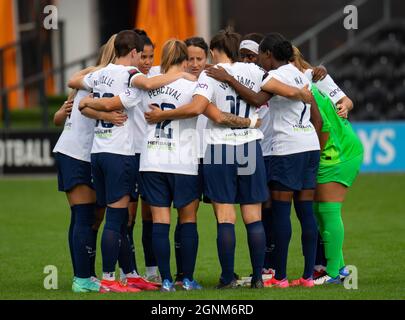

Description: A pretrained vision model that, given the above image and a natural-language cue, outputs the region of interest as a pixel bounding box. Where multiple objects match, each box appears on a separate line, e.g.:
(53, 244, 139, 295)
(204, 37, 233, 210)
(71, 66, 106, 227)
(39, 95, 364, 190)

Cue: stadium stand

(331, 21, 405, 121)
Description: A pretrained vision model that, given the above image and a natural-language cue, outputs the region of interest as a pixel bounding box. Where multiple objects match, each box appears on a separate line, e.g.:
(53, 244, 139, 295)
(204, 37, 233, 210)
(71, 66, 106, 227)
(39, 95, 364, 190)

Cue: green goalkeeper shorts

(317, 153, 363, 187)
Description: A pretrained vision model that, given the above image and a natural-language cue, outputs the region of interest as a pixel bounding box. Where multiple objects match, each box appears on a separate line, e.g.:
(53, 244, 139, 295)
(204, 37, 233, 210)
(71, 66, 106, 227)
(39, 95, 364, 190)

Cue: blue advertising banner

(352, 121, 405, 172)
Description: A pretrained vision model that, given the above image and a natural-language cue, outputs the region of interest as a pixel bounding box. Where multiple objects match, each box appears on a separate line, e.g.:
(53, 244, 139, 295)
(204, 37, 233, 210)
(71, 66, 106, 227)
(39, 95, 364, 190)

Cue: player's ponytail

(133, 29, 154, 49)
(259, 33, 294, 62)
(210, 27, 241, 62)
(160, 39, 188, 74)
(97, 34, 117, 67)
(290, 46, 313, 72)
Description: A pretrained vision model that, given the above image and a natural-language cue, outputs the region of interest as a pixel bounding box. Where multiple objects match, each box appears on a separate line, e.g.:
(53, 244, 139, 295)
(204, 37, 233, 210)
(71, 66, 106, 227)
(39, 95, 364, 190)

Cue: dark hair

(242, 33, 264, 44)
(184, 36, 209, 56)
(259, 33, 293, 61)
(210, 27, 241, 62)
(114, 30, 144, 57)
(133, 28, 154, 48)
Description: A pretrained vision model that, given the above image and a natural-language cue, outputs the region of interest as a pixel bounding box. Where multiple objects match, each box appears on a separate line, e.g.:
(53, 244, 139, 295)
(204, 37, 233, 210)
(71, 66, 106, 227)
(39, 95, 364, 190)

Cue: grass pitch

(0, 174, 404, 300)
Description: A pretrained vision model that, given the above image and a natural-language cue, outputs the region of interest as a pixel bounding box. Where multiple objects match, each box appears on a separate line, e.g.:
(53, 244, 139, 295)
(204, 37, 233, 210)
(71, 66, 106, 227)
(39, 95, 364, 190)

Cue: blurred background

(0, 0, 404, 175)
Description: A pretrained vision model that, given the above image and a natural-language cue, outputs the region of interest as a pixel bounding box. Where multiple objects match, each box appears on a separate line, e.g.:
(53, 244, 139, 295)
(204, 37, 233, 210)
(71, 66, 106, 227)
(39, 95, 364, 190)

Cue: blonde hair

(97, 34, 117, 67)
(160, 39, 188, 74)
(69, 34, 117, 100)
(291, 46, 313, 72)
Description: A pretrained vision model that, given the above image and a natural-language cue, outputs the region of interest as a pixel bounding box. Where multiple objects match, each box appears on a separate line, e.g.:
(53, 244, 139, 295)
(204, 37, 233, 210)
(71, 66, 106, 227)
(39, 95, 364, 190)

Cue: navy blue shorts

(91, 153, 138, 207)
(129, 153, 141, 203)
(263, 155, 272, 184)
(56, 153, 93, 192)
(269, 150, 320, 191)
(198, 159, 211, 203)
(140, 171, 201, 209)
(203, 140, 268, 204)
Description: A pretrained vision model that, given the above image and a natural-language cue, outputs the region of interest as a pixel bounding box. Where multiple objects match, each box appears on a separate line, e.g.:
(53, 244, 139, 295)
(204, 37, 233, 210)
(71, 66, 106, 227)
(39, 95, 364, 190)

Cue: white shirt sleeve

(119, 87, 142, 109)
(128, 68, 146, 88)
(304, 69, 314, 82)
(315, 75, 346, 104)
(193, 71, 215, 102)
(83, 71, 97, 91)
(261, 70, 282, 88)
(304, 68, 346, 104)
(148, 66, 161, 77)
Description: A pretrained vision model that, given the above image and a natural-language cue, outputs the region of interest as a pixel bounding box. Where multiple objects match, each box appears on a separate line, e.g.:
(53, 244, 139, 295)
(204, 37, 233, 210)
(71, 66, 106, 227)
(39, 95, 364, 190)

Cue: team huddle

(53, 27, 364, 293)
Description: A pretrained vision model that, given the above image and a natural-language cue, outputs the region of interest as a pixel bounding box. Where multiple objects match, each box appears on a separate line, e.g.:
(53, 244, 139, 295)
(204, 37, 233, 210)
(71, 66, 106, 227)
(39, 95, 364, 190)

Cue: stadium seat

(362, 81, 389, 105)
(353, 103, 384, 121)
(387, 103, 405, 120)
(392, 84, 405, 104)
(372, 38, 404, 64)
(378, 22, 405, 44)
(334, 63, 364, 84)
(393, 63, 405, 82)
(342, 42, 372, 64)
(365, 57, 395, 82)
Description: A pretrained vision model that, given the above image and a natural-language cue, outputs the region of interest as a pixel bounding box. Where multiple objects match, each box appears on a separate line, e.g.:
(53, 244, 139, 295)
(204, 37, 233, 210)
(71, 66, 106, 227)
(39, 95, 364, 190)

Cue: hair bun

(273, 40, 293, 61)
(134, 29, 147, 37)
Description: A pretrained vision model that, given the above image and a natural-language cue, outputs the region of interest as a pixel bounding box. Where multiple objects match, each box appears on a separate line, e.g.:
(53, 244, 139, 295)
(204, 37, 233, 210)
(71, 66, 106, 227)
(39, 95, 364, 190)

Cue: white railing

(293, 0, 393, 65)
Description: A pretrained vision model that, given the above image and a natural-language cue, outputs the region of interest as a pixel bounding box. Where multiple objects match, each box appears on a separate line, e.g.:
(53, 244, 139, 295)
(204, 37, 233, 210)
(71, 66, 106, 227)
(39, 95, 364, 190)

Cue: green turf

(0, 174, 404, 300)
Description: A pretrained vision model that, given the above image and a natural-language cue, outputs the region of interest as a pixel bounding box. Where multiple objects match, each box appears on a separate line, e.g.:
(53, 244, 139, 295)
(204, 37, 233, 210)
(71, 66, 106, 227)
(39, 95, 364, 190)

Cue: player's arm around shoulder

(261, 74, 312, 103)
(203, 103, 260, 128)
(131, 70, 196, 91)
(80, 107, 127, 126)
(144, 94, 209, 124)
(206, 65, 270, 107)
(79, 95, 123, 112)
(53, 99, 73, 126)
(67, 66, 97, 90)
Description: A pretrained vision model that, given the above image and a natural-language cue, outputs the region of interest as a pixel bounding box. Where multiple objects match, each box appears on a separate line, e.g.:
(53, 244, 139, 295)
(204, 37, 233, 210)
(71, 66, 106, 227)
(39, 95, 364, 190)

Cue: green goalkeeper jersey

(311, 86, 364, 166)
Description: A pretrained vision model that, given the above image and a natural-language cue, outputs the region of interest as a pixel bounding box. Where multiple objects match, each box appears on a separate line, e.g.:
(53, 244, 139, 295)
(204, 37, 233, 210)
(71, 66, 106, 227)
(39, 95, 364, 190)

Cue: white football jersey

(304, 69, 346, 104)
(148, 66, 161, 77)
(132, 66, 162, 154)
(194, 62, 264, 146)
(196, 115, 208, 159)
(257, 103, 272, 157)
(53, 90, 96, 162)
(140, 78, 198, 175)
(263, 63, 320, 156)
(83, 63, 144, 156)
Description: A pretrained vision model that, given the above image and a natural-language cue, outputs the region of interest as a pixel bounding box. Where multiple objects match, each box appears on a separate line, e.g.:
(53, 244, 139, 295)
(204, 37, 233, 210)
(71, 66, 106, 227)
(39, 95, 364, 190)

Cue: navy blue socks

(262, 207, 275, 270)
(217, 223, 236, 284)
(174, 220, 183, 279)
(90, 229, 98, 277)
(152, 223, 172, 282)
(315, 232, 327, 267)
(142, 220, 156, 267)
(118, 212, 136, 275)
(246, 221, 266, 281)
(69, 207, 77, 277)
(72, 203, 96, 279)
(101, 207, 127, 274)
(180, 223, 198, 281)
(118, 220, 138, 275)
(294, 201, 318, 279)
(271, 200, 292, 280)
(127, 222, 138, 273)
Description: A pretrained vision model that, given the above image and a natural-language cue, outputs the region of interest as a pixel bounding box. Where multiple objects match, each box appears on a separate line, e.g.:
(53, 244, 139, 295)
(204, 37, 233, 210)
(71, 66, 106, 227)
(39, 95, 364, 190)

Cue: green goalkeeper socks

(314, 202, 344, 278)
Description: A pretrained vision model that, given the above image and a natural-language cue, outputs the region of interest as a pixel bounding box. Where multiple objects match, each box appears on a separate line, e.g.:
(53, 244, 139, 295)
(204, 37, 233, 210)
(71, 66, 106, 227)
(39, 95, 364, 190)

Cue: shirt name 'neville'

(148, 86, 182, 101)
(93, 75, 115, 87)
